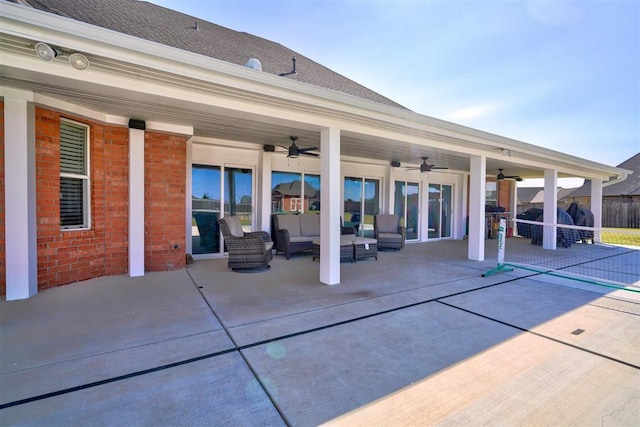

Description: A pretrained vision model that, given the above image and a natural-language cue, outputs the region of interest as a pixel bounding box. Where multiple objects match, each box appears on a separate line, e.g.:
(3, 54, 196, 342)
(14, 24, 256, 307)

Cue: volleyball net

(483, 218, 640, 292)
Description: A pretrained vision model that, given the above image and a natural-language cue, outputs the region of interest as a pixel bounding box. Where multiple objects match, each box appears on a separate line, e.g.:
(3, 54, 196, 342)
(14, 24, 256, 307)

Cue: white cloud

(449, 104, 499, 120)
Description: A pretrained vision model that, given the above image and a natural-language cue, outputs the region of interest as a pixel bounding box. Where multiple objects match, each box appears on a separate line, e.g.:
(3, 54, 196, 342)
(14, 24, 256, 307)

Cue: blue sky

(151, 0, 638, 168)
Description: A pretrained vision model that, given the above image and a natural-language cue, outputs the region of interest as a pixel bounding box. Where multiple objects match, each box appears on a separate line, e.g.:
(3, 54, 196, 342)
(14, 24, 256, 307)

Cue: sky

(150, 0, 639, 173)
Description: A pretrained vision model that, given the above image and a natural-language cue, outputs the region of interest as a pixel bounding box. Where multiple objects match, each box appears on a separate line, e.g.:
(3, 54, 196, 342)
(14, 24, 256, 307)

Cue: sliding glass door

(428, 183, 452, 239)
(394, 181, 420, 241)
(224, 167, 253, 233)
(344, 177, 380, 237)
(191, 164, 253, 255)
(192, 165, 222, 255)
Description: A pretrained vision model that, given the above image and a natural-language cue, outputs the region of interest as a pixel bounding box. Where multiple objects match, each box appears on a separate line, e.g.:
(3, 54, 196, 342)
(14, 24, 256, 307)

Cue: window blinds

(60, 121, 87, 227)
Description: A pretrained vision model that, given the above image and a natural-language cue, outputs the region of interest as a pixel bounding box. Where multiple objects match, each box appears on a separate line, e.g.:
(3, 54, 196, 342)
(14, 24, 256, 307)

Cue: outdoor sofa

(272, 213, 321, 259)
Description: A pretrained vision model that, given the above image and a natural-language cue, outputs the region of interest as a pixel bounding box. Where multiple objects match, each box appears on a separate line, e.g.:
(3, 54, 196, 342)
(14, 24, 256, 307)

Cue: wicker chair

(374, 214, 405, 250)
(218, 216, 273, 271)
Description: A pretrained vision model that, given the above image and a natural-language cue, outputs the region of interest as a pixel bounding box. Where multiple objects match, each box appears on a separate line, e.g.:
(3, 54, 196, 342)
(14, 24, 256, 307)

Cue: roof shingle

(14, 0, 407, 109)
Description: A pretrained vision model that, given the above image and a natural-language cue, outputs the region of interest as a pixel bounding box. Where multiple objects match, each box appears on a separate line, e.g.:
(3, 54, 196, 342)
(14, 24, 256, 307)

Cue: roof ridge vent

(245, 58, 262, 71)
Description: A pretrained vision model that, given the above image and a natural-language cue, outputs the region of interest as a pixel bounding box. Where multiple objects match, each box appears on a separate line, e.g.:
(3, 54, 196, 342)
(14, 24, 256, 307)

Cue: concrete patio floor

(1, 239, 639, 426)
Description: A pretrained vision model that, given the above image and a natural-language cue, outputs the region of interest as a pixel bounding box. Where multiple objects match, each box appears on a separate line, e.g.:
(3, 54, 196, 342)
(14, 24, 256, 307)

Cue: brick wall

(0, 107, 189, 297)
(0, 102, 5, 295)
(497, 180, 512, 212)
(144, 132, 187, 271)
(35, 108, 130, 290)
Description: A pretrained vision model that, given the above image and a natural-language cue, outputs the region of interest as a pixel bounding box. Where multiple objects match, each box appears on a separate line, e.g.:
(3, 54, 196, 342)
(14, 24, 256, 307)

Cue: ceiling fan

(497, 168, 523, 182)
(277, 136, 319, 158)
(406, 157, 448, 173)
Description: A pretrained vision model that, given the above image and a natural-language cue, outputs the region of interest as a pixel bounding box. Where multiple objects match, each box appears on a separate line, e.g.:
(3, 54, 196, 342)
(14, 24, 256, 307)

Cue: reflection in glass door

(192, 165, 221, 254)
(344, 177, 380, 237)
(224, 167, 253, 234)
(191, 165, 253, 255)
(394, 181, 420, 240)
(428, 184, 452, 239)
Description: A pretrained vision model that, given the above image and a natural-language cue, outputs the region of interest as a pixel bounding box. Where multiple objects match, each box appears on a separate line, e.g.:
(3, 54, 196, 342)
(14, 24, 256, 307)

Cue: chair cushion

(299, 214, 320, 236)
(264, 241, 274, 251)
(350, 237, 377, 245)
(378, 232, 401, 239)
(225, 216, 244, 237)
(277, 215, 301, 237)
(376, 215, 398, 233)
(289, 236, 315, 243)
(313, 239, 353, 247)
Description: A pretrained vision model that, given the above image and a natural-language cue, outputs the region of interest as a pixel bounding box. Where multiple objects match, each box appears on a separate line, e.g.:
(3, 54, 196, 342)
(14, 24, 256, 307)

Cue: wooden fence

(517, 201, 639, 229)
(602, 202, 640, 228)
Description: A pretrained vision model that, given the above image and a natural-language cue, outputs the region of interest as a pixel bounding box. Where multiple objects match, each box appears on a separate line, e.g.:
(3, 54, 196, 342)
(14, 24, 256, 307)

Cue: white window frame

(60, 118, 91, 230)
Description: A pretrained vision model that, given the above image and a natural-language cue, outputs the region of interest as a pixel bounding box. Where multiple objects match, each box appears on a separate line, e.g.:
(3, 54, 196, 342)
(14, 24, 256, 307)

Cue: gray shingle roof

(566, 153, 640, 198)
(517, 187, 542, 204)
(14, 0, 406, 109)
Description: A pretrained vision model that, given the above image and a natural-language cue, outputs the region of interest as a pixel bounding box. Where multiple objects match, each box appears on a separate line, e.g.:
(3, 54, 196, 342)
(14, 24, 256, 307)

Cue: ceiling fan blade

(299, 146, 318, 152)
(301, 152, 319, 157)
(430, 166, 449, 170)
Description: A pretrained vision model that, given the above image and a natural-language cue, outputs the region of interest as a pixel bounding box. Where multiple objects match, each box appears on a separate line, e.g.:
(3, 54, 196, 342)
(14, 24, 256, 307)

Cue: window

(60, 120, 90, 229)
(486, 182, 498, 207)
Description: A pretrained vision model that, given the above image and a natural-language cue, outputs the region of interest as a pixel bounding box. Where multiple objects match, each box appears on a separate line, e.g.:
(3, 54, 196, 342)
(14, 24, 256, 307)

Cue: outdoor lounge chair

(218, 216, 273, 271)
(374, 214, 405, 250)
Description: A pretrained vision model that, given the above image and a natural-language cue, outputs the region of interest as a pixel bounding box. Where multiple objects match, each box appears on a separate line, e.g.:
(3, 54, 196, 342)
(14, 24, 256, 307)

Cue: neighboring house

(564, 153, 640, 227)
(272, 180, 320, 213)
(0, 0, 629, 299)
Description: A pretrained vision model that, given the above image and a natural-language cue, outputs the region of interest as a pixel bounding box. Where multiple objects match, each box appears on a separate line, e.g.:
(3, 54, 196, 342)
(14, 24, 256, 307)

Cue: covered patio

(2, 240, 638, 425)
(2, 1, 630, 301)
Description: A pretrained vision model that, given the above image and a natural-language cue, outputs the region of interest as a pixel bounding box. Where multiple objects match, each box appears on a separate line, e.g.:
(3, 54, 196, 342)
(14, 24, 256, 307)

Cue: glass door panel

(305, 174, 321, 213)
(428, 184, 441, 239)
(395, 181, 419, 241)
(429, 183, 452, 239)
(406, 182, 419, 240)
(344, 177, 363, 234)
(441, 184, 452, 238)
(394, 181, 406, 227)
(224, 167, 253, 234)
(362, 179, 380, 238)
(192, 165, 221, 254)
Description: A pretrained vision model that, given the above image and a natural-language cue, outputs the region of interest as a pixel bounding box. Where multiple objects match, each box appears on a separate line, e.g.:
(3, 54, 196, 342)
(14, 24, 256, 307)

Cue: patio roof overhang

(0, 2, 630, 183)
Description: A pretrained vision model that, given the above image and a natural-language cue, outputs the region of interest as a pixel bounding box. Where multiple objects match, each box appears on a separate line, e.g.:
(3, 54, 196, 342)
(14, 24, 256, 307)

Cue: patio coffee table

(342, 235, 378, 262)
(312, 239, 355, 263)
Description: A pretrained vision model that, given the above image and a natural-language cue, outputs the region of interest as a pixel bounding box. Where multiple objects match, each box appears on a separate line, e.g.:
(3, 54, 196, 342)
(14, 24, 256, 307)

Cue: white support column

(386, 164, 394, 215)
(129, 127, 145, 276)
(319, 127, 340, 285)
(543, 169, 558, 250)
(591, 179, 603, 243)
(511, 182, 518, 237)
(5, 96, 38, 300)
(468, 155, 486, 261)
(260, 151, 273, 233)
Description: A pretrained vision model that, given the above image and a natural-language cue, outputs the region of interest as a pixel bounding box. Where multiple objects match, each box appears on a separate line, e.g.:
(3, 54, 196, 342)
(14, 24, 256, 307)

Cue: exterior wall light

(34, 42, 59, 61)
(69, 53, 90, 70)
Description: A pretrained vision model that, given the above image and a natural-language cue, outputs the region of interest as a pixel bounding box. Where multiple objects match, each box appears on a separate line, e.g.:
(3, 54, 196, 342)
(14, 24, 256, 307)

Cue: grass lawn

(602, 228, 640, 246)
